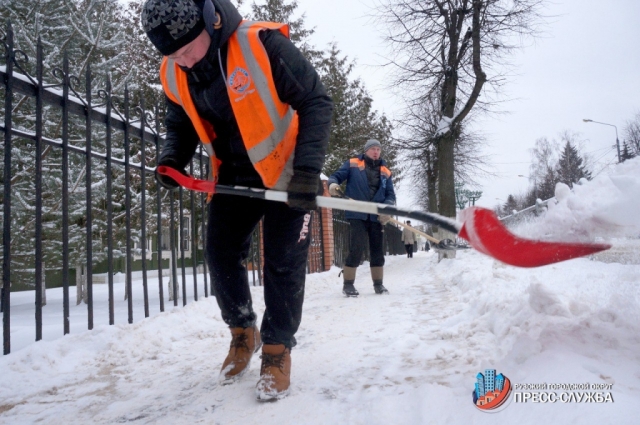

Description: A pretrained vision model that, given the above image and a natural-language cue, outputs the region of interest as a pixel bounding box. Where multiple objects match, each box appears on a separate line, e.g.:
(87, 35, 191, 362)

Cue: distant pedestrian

(402, 220, 416, 258)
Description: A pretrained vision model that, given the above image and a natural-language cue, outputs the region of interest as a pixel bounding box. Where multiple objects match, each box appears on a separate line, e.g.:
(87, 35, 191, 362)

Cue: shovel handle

(388, 217, 441, 244)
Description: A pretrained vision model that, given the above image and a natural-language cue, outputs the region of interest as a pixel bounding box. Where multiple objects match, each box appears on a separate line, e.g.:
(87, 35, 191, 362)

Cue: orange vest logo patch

(229, 67, 251, 94)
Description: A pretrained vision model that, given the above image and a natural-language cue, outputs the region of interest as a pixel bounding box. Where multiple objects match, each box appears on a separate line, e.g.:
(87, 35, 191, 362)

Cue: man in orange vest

(142, 0, 332, 401)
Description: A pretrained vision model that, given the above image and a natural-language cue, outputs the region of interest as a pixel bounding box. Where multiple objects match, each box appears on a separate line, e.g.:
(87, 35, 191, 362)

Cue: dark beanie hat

(364, 139, 382, 152)
(142, 0, 206, 56)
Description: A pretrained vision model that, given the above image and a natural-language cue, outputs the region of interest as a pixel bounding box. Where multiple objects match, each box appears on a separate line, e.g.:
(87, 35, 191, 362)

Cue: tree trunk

(437, 132, 456, 219)
(436, 133, 457, 260)
(427, 163, 438, 234)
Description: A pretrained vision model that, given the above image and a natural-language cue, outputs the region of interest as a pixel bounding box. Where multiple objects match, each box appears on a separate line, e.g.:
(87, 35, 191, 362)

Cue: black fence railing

(331, 210, 406, 268)
(0, 22, 236, 355)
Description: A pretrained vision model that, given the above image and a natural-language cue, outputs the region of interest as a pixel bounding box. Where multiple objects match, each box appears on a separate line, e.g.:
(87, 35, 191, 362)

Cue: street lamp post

(583, 119, 621, 163)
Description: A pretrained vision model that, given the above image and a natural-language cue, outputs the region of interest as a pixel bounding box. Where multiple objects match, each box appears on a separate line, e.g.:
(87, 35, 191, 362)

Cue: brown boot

(219, 325, 261, 385)
(255, 344, 291, 401)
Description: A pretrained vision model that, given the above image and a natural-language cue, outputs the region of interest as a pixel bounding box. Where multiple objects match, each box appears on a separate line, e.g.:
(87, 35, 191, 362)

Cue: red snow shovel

(157, 166, 611, 268)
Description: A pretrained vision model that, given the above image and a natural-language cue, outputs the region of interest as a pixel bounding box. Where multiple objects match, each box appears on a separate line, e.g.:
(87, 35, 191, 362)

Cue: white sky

(283, 0, 640, 211)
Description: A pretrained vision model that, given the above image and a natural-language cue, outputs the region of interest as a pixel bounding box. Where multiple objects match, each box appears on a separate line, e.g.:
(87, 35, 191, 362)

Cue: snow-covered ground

(2, 158, 640, 424)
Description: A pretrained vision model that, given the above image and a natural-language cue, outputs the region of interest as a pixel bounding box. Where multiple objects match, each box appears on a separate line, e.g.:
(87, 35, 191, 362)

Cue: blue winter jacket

(327, 154, 396, 221)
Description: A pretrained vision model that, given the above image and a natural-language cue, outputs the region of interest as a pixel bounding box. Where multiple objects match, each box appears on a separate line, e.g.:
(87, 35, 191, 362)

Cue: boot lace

(230, 332, 250, 351)
(260, 351, 286, 373)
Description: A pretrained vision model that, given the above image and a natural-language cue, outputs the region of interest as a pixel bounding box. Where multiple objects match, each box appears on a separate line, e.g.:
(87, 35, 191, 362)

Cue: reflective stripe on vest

(160, 57, 219, 189)
(349, 158, 365, 170)
(160, 20, 299, 191)
(350, 158, 392, 177)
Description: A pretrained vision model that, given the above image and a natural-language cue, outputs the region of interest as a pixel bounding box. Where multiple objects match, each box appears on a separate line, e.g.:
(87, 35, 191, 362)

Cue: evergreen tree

(502, 195, 519, 217)
(620, 142, 636, 162)
(249, 0, 322, 64)
(319, 44, 396, 179)
(0, 0, 152, 286)
(537, 165, 558, 201)
(117, 0, 165, 105)
(555, 141, 592, 188)
(249, 0, 396, 180)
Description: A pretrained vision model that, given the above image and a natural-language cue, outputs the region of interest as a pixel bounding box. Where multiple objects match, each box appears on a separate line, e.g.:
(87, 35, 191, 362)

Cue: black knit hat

(142, 0, 206, 56)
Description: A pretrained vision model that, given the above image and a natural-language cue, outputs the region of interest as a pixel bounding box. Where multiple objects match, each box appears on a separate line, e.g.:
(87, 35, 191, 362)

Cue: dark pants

(404, 244, 414, 258)
(345, 219, 385, 268)
(206, 194, 311, 349)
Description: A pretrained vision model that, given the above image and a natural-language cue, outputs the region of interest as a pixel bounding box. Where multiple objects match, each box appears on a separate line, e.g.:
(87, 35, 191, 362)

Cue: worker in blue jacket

(327, 139, 396, 296)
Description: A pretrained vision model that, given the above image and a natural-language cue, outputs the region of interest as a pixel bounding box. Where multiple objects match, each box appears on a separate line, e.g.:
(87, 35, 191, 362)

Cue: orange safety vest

(349, 158, 392, 178)
(160, 21, 299, 192)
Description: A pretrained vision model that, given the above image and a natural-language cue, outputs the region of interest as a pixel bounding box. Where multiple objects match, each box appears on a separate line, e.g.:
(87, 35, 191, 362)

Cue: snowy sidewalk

(2, 249, 640, 424)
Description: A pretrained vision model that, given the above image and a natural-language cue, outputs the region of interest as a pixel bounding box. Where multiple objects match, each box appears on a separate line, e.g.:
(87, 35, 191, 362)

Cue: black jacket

(159, 0, 333, 188)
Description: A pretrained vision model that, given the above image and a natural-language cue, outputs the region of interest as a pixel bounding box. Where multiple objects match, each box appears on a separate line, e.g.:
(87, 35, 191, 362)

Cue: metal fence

(331, 209, 406, 268)
(0, 23, 237, 355)
(499, 197, 555, 225)
(1, 21, 394, 356)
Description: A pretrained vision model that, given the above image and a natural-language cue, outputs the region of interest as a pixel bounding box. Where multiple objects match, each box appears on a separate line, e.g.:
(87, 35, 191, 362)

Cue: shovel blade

(458, 207, 611, 267)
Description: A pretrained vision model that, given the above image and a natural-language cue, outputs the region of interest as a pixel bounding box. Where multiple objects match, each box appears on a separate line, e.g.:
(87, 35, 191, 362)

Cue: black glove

(155, 158, 187, 191)
(286, 171, 322, 211)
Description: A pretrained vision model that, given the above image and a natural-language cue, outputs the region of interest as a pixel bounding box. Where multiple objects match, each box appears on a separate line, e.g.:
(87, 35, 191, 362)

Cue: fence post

(3, 20, 15, 355)
(75, 262, 87, 305)
(320, 182, 334, 271)
(41, 262, 46, 307)
(436, 229, 457, 261)
(76, 262, 83, 305)
(123, 254, 128, 301)
(35, 37, 44, 340)
(168, 247, 179, 302)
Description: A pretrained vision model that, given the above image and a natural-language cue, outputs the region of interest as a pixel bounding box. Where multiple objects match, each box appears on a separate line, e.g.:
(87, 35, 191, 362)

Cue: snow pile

(516, 157, 640, 242)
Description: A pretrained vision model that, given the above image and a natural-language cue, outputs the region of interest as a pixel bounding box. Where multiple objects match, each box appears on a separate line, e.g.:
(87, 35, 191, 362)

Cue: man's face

(365, 146, 381, 160)
(167, 29, 211, 69)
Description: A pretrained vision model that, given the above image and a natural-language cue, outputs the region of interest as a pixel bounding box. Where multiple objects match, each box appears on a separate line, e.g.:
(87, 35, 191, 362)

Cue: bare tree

(623, 111, 640, 156)
(398, 93, 490, 215)
(528, 136, 559, 186)
(378, 0, 545, 219)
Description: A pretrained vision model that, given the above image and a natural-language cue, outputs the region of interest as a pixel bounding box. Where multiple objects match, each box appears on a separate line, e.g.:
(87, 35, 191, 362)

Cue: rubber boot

(371, 266, 389, 294)
(343, 280, 359, 297)
(342, 266, 358, 297)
